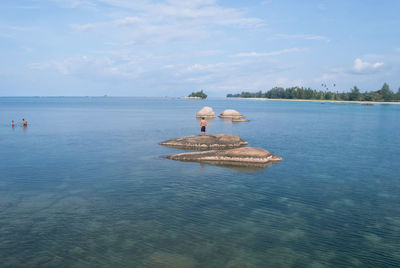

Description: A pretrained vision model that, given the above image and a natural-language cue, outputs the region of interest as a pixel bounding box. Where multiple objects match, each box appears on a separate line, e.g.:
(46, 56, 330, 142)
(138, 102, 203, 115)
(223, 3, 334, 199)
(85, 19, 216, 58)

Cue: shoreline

(231, 97, 400, 105)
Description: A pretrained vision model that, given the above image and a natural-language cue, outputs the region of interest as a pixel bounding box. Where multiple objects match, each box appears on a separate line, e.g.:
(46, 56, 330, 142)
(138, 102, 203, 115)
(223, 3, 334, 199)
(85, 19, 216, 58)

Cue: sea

(0, 97, 399, 268)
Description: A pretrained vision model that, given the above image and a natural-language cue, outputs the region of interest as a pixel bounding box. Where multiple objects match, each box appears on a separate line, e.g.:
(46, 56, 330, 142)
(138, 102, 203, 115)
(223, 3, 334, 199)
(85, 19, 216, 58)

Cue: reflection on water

(187, 160, 273, 172)
(203, 161, 272, 172)
(0, 97, 399, 267)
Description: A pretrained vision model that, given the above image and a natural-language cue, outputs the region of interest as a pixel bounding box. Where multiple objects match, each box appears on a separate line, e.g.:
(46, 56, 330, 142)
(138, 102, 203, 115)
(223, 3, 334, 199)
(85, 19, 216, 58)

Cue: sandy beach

(233, 97, 400, 105)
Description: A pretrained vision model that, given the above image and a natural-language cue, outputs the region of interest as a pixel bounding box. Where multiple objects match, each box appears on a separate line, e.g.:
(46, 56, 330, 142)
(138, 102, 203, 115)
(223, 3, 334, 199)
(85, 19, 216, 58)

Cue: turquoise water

(0, 97, 399, 267)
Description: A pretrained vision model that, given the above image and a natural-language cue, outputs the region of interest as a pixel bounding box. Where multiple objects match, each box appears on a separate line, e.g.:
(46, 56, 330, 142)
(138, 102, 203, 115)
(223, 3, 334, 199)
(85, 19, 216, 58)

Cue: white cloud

(159, 58, 293, 91)
(51, 0, 97, 8)
(352, 58, 384, 74)
(0, 24, 35, 31)
(261, 0, 272, 5)
(68, 0, 265, 44)
(274, 77, 305, 87)
(29, 56, 143, 78)
(274, 34, 330, 42)
(115, 16, 143, 25)
(68, 0, 263, 27)
(71, 23, 96, 31)
(38, 0, 270, 91)
(233, 48, 306, 57)
(28, 48, 296, 93)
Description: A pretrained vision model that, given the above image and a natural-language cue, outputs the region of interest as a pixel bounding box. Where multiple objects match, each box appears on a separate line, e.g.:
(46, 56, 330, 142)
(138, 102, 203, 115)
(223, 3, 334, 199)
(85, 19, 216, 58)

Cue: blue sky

(0, 0, 399, 96)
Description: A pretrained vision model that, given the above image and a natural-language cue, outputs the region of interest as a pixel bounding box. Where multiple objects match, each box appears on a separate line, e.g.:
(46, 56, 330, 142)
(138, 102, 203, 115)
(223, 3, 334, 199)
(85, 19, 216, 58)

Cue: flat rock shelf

(232, 118, 250, 122)
(159, 134, 248, 149)
(167, 147, 282, 165)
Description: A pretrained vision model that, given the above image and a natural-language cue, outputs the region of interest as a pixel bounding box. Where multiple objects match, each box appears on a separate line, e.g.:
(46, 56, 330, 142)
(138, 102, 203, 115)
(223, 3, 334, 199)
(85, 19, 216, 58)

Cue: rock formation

(196, 106, 215, 118)
(218, 109, 245, 118)
(159, 134, 248, 149)
(167, 147, 282, 165)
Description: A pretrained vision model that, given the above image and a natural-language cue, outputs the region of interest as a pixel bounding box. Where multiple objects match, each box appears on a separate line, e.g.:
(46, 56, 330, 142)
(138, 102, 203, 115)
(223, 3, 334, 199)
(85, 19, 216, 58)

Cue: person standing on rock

(200, 117, 207, 136)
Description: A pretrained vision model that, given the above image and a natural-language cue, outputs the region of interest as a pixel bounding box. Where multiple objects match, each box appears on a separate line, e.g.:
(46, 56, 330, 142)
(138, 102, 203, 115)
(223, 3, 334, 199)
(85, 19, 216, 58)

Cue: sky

(0, 0, 399, 97)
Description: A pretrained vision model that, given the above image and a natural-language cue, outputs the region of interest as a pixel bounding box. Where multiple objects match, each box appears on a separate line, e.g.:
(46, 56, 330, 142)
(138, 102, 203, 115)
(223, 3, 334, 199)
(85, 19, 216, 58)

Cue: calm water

(0, 97, 399, 268)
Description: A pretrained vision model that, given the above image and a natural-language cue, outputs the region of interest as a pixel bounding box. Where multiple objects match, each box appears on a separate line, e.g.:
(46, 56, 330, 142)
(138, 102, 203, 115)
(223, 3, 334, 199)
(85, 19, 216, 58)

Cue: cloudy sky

(1, 0, 399, 96)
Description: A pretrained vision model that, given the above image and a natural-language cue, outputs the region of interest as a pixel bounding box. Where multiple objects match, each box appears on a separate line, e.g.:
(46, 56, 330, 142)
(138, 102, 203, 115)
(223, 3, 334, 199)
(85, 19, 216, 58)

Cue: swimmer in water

(11, 120, 15, 127)
(21, 118, 28, 126)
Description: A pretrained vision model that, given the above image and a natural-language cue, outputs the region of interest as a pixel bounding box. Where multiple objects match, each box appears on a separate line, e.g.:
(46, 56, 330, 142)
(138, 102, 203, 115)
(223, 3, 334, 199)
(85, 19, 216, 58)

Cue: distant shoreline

(178, 96, 203, 99)
(230, 97, 400, 105)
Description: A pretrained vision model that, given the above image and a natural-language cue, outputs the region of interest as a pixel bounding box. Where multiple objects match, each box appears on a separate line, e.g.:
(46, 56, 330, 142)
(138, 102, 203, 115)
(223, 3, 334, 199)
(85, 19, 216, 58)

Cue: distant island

(187, 90, 207, 99)
(227, 83, 400, 102)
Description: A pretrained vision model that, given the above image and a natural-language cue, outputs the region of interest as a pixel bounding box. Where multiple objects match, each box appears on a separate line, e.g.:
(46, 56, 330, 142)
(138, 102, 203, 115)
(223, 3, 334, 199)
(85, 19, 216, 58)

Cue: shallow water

(0, 97, 399, 267)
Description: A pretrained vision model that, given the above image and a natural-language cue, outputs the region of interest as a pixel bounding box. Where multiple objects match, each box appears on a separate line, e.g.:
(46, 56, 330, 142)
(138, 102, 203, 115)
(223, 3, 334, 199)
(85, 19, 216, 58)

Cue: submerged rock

(219, 109, 245, 118)
(232, 118, 249, 122)
(159, 134, 248, 149)
(196, 106, 215, 118)
(167, 147, 282, 165)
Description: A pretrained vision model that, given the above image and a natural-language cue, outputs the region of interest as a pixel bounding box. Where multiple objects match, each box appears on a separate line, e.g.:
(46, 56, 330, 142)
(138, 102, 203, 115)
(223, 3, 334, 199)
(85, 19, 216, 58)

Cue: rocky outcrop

(196, 106, 215, 118)
(167, 147, 282, 165)
(159, 134, 248, 149)
(219, 109, 245, 118)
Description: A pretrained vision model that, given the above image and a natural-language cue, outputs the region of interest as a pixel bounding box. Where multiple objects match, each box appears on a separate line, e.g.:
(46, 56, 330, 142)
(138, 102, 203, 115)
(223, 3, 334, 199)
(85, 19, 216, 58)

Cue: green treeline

(227, 83, 400, 102)
(188, 90, 207, 99)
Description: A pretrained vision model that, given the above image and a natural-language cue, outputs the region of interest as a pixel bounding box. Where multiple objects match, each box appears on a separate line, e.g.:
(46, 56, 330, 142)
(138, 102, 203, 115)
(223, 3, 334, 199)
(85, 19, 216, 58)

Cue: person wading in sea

(21, 118, 28, 127)
(200, 117, 207, 136)
(11, 120, 15, 127)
